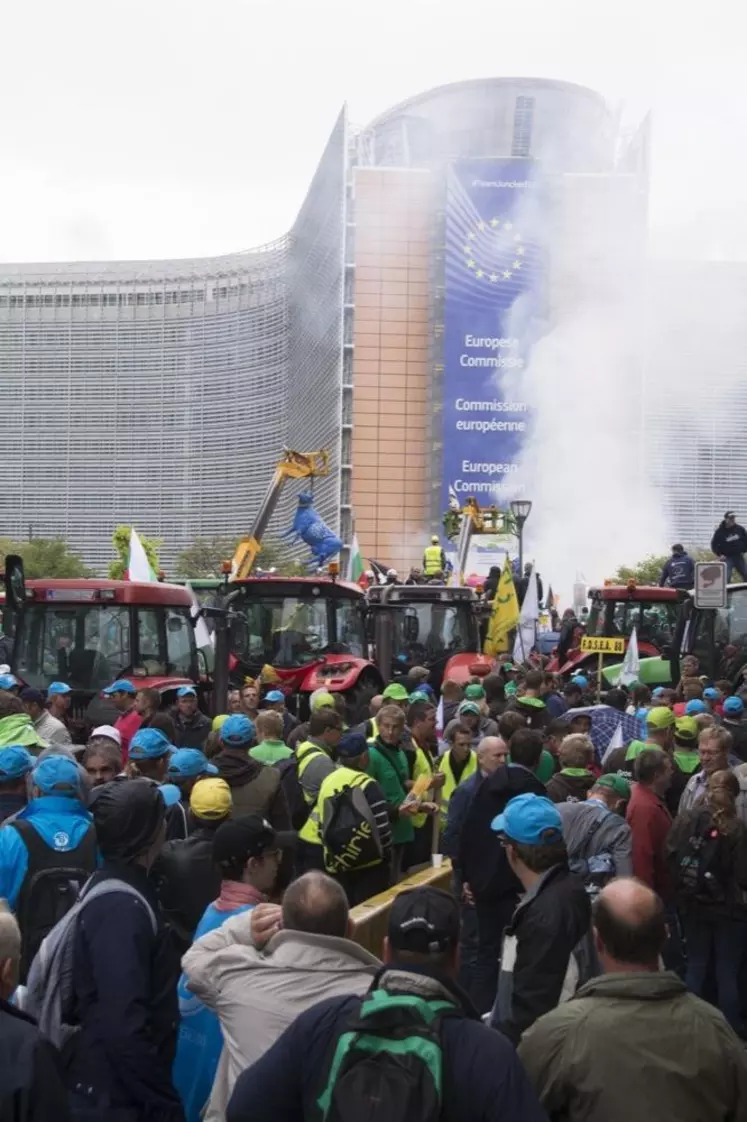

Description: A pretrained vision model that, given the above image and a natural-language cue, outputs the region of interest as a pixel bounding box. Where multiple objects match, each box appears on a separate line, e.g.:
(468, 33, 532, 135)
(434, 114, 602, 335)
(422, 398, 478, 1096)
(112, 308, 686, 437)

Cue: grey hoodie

(557, 798, 633, 879)
(183, 914, 380, 1121)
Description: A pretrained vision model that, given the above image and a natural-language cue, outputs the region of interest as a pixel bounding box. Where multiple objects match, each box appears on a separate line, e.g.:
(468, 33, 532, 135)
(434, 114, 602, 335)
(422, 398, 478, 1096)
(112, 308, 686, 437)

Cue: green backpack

(317, 988, 456, 1122)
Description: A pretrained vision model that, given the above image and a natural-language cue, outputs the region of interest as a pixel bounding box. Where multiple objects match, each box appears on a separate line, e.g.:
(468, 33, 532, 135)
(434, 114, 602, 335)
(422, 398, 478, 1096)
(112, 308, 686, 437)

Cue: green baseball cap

(382, 682, 409, 702)
(457, 701, 481, 716)
(595, 773, 631, 800)
(464, 683, 486, 700)
(646, 706, 676, 731)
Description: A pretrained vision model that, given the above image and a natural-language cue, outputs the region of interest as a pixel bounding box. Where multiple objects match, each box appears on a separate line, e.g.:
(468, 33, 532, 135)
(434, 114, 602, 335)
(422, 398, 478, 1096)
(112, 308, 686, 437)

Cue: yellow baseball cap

(190, 777, 232, 821)
(646, 706, 676, 731)
(310, 690, 336, 712)
(212, 713, 230, 732)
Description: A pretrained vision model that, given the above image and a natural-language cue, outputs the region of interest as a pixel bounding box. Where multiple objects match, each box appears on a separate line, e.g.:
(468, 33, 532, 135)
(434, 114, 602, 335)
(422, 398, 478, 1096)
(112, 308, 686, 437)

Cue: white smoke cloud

(502, 168, 670, 603)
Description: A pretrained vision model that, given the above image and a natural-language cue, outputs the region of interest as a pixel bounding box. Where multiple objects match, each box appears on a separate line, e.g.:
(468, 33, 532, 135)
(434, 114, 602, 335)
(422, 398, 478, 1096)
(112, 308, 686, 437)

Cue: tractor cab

(224, 576, 381, 719)
(5, 558, 200, 733)
(672, 583, 747, 685)
(366, 583, 485, 690)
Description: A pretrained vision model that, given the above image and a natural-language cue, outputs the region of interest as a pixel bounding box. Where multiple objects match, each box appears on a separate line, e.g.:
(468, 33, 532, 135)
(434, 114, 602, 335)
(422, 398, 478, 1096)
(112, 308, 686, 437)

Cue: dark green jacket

(518, 971, 747, 1121)
(366, 739, 413, 845)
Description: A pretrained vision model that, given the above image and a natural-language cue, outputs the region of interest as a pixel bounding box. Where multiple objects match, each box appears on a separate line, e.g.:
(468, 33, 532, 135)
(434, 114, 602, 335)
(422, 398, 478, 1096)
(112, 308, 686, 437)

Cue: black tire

(344, 670, 384, 726)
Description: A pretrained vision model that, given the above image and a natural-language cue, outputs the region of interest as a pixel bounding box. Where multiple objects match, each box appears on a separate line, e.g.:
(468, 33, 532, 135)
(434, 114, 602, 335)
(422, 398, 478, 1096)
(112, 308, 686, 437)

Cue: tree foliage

(173, 534, 305, 579)
(0, 537, 92, 579)
(173, 535, 237, 579)
(108, 525, 162, 580)
(612, 547, 714, 585)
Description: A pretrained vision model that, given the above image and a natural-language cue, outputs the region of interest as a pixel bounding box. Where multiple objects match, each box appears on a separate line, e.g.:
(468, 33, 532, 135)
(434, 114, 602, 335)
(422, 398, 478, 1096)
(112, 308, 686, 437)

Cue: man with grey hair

(183, 870, 379, 1120)
(0, 901, 71, 1119)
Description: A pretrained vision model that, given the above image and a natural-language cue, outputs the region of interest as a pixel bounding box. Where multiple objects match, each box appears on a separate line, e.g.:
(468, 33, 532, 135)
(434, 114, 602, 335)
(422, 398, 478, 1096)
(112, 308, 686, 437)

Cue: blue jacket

(0, 796, 93, 910)
(226, 967, 547, 1122)
(64, 862, 184, 1121)
(659, 553, 694, 589)
(173, 900, 254, 1122)
(442, 771, 482, 871)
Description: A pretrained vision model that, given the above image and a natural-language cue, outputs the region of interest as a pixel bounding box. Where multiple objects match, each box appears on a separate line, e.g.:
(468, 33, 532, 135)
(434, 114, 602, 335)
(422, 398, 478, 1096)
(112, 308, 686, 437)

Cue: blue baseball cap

(685, 699, 707, 715)
(491, 793, 563, 845)
(129, 727, 174, 760)
(103, 679, 136, 696)
(176, 685, 197, 698)
(32, 756, 82, 796)
(570, 675, 588, 689)
(0, 746, 34, 781)
(703, 687, 721, 702)
(264, 690, 285, 703)
(47, 682, 72, 696)
(652, 687, 665, 698)
(724, 696, 745, 717)
(167, 748, 218, 780)
(220, 714, 255, 747)
(337, 731, 369, 760)
(0, 675, 18, 691)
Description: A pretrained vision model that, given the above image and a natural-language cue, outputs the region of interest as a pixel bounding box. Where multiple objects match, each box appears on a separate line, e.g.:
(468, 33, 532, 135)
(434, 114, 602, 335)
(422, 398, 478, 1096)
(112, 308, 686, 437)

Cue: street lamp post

(510, 500, 533, 573)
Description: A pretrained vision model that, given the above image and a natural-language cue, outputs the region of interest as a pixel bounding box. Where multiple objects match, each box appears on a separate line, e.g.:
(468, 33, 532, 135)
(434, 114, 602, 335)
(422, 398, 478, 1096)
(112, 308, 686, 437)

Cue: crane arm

(231, 449, 329, 579)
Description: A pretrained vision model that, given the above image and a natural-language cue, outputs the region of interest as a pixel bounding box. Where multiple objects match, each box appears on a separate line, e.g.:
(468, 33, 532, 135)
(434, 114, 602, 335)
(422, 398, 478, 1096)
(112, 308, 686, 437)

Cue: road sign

(580, 636, 626, 656)
(694, 561, 727, 609)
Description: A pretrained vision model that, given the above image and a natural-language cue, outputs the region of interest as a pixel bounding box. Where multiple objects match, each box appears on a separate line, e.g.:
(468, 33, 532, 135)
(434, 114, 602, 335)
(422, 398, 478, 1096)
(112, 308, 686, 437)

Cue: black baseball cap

(388, 887, 460, 956)
(212, 814, 295, 871)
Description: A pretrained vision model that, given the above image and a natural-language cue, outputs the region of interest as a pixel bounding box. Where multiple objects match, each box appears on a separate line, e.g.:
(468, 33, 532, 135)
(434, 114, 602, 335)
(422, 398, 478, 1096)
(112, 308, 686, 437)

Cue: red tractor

(548, 583, 688, 678)
(222, 575, 383, 721)
(4, 555, 202, 737)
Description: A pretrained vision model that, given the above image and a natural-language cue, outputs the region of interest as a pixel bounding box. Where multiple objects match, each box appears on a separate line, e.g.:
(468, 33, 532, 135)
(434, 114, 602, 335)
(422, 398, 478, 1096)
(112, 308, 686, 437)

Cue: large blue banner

(441, 158, 543, 515)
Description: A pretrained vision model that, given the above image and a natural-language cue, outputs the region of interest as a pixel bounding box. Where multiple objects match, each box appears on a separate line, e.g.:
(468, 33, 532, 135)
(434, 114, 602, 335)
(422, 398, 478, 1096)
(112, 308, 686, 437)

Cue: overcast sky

(1, 0, 742, 264)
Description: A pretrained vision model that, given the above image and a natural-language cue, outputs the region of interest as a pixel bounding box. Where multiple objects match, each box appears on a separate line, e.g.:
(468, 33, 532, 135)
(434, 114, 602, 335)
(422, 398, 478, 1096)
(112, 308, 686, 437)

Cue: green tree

(0, 537, 92, 579)
(108, 525, 162, 580)
(612, 547, 714, 585)
(174, 535, 237, 579)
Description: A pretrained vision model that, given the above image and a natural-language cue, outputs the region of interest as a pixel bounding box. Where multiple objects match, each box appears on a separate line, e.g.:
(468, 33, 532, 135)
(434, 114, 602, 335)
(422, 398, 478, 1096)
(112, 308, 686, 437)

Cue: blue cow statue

(282, 492, 343, 569)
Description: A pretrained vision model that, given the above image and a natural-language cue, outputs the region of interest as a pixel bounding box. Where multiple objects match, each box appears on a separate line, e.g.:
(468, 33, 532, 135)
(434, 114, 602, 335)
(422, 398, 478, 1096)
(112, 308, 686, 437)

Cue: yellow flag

(484, 557, 520, 656)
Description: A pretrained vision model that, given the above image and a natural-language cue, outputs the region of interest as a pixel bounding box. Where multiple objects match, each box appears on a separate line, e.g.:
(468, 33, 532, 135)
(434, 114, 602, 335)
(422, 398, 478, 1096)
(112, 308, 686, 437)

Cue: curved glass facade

(2, 79, 622, 573)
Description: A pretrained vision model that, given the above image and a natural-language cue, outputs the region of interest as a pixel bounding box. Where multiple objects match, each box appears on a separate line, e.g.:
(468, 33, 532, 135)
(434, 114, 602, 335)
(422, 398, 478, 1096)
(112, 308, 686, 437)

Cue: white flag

(602, 720, 625, 764)
(513, 570, 539, 664)
(186, 582, 214, 650)
(127, 528, 156, 583)
(619, 626, 640, 688)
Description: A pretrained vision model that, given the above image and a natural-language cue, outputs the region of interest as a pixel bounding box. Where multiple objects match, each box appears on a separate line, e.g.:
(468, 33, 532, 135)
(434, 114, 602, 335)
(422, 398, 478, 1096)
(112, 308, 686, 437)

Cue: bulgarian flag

(127, 527, 157, 583)
(347, 534, 365, 585)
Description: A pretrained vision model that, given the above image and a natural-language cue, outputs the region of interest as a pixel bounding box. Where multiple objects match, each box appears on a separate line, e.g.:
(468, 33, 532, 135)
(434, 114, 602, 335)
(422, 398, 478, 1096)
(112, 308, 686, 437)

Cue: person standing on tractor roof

(711, 511, 747, 582)
(423, 535, 447, 577)
(659, 544, 695, 590)
(102, 678, 142, 762)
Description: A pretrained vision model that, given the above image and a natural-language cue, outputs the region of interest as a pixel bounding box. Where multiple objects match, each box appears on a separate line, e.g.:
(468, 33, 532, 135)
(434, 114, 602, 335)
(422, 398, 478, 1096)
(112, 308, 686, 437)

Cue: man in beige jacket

(182, 870, 379, 1121)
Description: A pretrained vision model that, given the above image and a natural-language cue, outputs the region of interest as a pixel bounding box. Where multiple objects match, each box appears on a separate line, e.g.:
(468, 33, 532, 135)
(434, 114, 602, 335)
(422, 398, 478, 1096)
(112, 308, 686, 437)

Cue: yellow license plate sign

(580, 636, 626, 655)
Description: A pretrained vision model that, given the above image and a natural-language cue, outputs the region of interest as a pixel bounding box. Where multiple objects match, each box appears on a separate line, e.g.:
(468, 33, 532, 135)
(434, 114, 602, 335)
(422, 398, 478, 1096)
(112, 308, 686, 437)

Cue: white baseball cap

(91, 725, 122, 748)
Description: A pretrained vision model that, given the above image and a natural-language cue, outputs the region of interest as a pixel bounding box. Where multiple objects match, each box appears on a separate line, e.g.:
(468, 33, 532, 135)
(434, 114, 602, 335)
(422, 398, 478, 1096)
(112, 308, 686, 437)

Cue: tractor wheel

(344, 671, 383, 726)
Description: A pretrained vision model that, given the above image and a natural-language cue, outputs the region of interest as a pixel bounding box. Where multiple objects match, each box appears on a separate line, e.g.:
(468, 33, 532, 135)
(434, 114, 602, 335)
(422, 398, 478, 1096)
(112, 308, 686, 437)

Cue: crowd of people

(0, 655, 746, 1120)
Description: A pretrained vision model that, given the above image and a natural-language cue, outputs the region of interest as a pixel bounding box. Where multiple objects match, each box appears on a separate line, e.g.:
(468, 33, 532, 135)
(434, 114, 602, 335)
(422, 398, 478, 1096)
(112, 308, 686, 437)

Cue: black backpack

(317, 988, 455, 1122)
(674, 818, 731, 906)
(12, 819, 98, 982)
(275, 756, 309, 831)
(320, 775, 384, 875)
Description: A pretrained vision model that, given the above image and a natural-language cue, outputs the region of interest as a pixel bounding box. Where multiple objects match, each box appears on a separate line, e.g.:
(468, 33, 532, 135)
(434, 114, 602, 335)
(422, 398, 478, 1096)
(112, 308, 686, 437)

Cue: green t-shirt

(624, 739, 655, 761)
(534, 748, 556, 784)
(250, 739, 293, 765)
(367, 739, 414, 846)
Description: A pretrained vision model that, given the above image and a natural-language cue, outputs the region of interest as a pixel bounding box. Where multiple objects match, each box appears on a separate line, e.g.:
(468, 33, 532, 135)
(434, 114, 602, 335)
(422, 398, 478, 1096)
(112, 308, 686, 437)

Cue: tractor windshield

(392, 603, 472, 665)
(715, 588, 747, 657)
(235, 595, 365, 668)
(13, 602, 197, 690)
(14, 603, 131, 691)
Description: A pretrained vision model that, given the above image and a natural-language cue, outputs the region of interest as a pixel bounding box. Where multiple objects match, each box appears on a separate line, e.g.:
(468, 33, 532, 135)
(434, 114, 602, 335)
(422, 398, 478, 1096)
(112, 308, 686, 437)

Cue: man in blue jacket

(226, 885, 547, 1122)
(0, 755, 95, 977)
(659, 544, 695, 590)
(63, 778, 185, 1122)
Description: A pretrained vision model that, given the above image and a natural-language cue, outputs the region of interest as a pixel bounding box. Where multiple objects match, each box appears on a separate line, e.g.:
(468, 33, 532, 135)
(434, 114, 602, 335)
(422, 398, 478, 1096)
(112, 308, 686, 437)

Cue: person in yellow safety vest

(298, 732, 392, 905)
(437, 724, 478, 827)
(423, 535, 447, 577)
(405, 699, 445, 867)
(296, 709, 343, 808)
